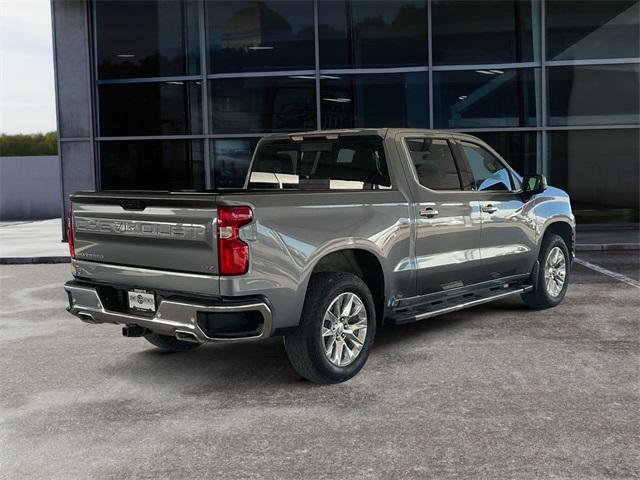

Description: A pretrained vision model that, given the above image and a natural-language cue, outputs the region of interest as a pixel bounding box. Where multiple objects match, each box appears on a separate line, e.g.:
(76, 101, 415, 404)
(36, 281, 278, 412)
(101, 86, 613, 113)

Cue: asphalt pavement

(0, 252, 638, 479)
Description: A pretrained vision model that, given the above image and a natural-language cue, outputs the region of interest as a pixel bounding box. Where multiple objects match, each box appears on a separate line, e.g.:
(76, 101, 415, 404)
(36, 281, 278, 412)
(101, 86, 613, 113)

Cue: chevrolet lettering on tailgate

(74, 217, 208, 241)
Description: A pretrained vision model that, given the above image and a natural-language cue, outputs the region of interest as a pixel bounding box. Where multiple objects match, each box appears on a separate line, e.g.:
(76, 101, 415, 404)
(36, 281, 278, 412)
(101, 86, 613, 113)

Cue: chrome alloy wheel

(321, 292, 368, 367)
(544, 246, 567, 297)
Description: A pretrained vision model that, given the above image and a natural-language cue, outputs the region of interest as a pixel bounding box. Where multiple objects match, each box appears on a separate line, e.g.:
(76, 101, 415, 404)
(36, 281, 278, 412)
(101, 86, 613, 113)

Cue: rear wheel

(284, 272, 376, 384)
(522, 233, 570, 309)
(144, 332, 202, 352)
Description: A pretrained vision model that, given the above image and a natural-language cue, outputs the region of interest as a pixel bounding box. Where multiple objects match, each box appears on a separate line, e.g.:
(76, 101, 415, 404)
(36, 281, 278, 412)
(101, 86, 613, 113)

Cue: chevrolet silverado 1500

(65, 129, 575, 383)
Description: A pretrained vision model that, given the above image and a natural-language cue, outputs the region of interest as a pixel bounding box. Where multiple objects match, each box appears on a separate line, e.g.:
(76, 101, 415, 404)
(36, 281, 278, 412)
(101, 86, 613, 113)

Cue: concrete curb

(0, 256, 70, 265)
(575, 244, 640, 252)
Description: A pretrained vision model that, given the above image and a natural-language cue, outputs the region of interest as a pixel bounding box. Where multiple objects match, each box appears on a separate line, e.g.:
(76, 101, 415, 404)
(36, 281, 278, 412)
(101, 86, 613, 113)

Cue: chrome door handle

(419, 208, 439, 218)
(482, 204, 498, 214)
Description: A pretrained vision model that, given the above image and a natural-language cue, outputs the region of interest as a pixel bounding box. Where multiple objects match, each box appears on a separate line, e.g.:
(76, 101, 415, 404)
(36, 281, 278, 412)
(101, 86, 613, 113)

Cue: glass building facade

(60, 0, 640, 222)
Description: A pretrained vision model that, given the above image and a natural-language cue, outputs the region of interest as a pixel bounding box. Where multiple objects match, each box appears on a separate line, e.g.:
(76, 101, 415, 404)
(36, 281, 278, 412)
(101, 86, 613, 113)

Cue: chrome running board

(388, 285, 533, 325)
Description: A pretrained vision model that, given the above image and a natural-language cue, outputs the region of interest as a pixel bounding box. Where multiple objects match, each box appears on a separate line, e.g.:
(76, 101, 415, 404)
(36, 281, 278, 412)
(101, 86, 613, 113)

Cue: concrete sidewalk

(575, 226, 640, 252)
(0, 219, 68, 263)
(0, 218, 638, 264)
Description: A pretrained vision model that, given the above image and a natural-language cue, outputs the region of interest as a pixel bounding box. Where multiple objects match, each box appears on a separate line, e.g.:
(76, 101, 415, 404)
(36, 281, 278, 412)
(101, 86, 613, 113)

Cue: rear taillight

(217, 206, 253, 276)
(66, 206, 74, 258)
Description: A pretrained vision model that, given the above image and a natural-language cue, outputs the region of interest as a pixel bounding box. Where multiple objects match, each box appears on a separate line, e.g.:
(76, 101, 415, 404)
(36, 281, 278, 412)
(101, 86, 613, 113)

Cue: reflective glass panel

(432, 0, 539, 65)
(546, 1, 640, 61)
(321, 72, 428, 129)
(548, 129, 639, 223)
(95, 1, 200, 79)
(547, 64, 640, 126)
(100, 140, 204, 191)
(433, 68, 540, 128)
(207, 1, 315, 73)
(469, 131, 540, 176)
(460, 142, 514, 191)
(209, 76, 316, 133)
(318, 1, 428, 69)
(406, 138, 462, 190)
(98, 81, 202, 136)
(212, 139, 259, 189)
(249, 137, 391, 190)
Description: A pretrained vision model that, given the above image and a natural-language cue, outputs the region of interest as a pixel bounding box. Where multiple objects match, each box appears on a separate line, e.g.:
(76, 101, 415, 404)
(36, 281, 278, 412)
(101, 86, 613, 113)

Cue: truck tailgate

(70, 192, 218, 275)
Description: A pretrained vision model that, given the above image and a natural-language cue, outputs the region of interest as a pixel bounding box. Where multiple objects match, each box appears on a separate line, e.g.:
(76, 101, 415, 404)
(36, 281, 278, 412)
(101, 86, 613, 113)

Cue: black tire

(144, 332, 202, 352)
(284, 272, 377, 384)
(522, 233, 570, 310)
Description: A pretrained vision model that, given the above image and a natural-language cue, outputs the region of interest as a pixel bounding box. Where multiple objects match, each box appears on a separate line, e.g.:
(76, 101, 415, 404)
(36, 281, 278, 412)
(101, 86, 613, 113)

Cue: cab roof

(261, 128, 482, 143)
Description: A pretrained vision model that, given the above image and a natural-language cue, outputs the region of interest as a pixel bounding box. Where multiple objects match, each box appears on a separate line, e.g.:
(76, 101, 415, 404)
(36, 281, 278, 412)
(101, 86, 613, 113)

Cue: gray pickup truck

(64, 129, 575, 384)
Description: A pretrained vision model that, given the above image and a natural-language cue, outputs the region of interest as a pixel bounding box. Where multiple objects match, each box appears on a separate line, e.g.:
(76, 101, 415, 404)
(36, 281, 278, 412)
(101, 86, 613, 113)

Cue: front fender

(529, 187, 575, 257)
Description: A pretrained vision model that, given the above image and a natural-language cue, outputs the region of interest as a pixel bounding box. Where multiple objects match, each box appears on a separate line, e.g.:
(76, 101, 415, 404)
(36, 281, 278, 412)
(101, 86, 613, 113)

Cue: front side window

(461, 142, 513, 192)
(249, 137, 391, 190)
(406, 138, 462, 191)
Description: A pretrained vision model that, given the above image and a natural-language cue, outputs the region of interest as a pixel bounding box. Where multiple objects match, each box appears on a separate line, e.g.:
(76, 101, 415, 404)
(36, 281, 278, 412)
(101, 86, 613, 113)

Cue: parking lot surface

(1, 252, 638, 479)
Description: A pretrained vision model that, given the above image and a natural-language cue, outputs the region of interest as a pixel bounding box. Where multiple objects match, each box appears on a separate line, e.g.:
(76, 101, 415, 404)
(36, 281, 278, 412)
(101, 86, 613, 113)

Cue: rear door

(400, 134, 484, 295)
(71, 192, 219, 275)
(456, 140, 536, 279)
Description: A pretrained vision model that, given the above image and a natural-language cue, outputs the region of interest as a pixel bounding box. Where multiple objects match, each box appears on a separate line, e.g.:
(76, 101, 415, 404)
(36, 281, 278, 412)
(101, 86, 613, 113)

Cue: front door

(457, 140, 537, 279)
(401, 135, 484, 296)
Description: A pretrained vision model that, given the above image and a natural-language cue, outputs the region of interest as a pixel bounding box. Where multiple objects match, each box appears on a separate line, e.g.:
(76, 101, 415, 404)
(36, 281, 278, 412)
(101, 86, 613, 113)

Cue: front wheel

(522, 233, 570, 309)
(284, 272, 376, 384)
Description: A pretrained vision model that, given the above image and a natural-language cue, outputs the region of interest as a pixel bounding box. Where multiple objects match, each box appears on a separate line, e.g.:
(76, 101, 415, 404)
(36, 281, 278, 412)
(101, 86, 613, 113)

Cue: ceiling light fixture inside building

(475, 69, 504, 75)
(289, 75, 342, 80)
(247, 46, 274, 51)
(322, 98, 351, 103)
(116, 54, 135, 58)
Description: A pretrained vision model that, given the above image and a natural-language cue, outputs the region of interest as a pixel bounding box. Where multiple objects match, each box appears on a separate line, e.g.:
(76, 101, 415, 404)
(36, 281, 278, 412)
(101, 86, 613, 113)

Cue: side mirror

(522, 174, 547, 194)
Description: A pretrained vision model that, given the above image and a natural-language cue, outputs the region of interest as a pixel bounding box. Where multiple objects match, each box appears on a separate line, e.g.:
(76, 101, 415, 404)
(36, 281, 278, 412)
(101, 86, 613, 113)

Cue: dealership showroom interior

(0, 0, 639, 478)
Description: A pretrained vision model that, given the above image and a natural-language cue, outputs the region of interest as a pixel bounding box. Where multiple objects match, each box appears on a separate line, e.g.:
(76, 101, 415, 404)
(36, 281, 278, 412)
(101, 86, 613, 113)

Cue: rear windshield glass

(248, 137, 392, 190)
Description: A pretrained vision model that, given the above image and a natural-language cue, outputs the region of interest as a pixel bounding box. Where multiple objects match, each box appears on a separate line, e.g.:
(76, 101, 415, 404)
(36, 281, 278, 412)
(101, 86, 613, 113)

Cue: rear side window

(460, 142, 513, 192)
(249, 137, 391, 190)
(406, 138, 462, 191)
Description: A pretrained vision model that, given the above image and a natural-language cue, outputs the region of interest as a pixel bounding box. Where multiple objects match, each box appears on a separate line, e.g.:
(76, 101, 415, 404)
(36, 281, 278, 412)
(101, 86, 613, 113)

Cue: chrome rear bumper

(64, 281, 272, 343)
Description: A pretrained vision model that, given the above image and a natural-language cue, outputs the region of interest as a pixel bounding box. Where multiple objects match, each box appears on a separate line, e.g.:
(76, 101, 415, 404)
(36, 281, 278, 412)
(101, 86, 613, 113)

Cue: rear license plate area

(128, 289, 156, 312)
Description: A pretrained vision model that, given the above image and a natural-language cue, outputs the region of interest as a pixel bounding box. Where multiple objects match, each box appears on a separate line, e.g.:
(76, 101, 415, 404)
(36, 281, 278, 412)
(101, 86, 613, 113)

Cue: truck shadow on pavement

(101, 299, 529, 394)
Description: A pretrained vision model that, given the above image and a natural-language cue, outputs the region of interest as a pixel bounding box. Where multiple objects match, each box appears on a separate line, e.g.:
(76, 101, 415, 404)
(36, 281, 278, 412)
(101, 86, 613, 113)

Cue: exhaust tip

(77, 312, 96, 324)
(175, 330, 201, 344)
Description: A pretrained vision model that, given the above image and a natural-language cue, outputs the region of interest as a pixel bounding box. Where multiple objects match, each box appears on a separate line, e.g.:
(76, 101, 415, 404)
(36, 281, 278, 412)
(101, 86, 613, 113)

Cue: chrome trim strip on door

(394, 244, 531, 271)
